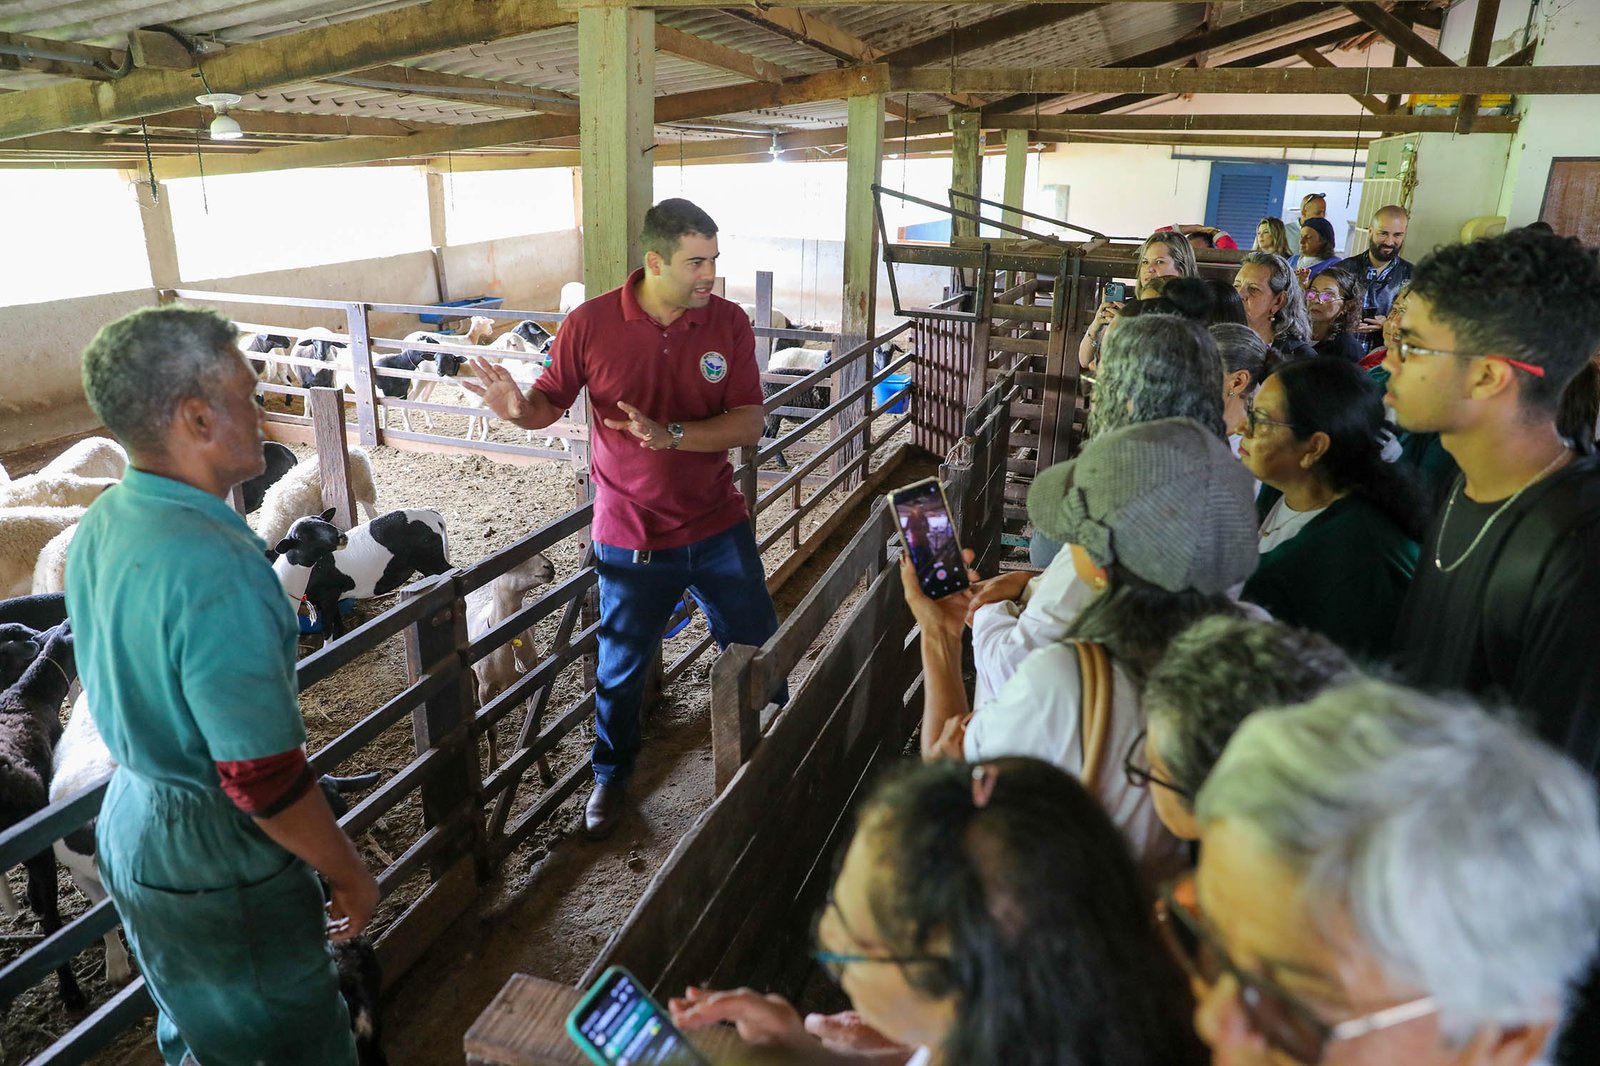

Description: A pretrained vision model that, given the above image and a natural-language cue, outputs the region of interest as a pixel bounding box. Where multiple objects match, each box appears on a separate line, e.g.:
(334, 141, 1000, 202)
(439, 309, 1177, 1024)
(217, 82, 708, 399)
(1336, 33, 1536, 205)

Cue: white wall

(716, 233, 950, 329)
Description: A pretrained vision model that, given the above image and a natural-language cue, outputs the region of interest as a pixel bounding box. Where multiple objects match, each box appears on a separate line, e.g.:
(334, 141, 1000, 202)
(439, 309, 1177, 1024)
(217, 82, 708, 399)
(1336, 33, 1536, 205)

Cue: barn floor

(1, 411, 923, 1065)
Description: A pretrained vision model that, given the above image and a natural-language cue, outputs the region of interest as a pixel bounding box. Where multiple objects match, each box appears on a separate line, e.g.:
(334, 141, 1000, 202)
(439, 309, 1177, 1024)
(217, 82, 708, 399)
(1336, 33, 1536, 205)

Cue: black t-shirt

(1313, 330, 1366, 363)
(1395, 456, 1600, 778)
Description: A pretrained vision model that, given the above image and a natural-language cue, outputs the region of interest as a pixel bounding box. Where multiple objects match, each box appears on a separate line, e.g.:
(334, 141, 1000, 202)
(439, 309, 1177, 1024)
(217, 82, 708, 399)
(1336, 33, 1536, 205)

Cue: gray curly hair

(1087, 315, 1225, 440)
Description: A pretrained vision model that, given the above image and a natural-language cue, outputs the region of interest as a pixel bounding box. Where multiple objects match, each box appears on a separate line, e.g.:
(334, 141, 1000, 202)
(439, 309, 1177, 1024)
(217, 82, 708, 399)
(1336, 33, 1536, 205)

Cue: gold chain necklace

(1433, 450, 1570, 573)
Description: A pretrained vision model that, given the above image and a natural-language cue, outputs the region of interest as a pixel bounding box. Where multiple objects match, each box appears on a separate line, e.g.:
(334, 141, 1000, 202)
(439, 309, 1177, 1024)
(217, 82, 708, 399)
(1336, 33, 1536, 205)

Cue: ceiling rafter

(878, 4, 1108, 68)
(1343, 2, 1456, 67)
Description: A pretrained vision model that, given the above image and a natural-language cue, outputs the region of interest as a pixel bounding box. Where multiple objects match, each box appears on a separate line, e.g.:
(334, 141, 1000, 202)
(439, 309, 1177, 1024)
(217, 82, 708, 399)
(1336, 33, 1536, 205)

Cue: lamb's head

(511, 320, 553, 351)
(435, 350, 467, 377)
(270, 510, 347, 567)
(466, 315, 496, 343)
(0, 623, 41, 691)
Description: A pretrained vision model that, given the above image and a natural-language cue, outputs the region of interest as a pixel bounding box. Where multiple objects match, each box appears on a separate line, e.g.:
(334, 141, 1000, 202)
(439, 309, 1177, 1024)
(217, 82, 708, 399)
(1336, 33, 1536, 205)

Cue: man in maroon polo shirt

(468, 198, 778, 837)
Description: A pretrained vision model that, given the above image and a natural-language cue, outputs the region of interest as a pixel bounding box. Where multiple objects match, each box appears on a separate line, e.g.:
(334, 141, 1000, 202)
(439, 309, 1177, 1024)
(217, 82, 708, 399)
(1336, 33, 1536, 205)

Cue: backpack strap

(1074, 641, 1114, 792)
(1482, 457, 1600, 667)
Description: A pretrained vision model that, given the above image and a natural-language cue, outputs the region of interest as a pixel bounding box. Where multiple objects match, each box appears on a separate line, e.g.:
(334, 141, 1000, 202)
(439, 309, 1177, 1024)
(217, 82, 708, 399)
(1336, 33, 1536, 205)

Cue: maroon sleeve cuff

(216, 748, 314, 818)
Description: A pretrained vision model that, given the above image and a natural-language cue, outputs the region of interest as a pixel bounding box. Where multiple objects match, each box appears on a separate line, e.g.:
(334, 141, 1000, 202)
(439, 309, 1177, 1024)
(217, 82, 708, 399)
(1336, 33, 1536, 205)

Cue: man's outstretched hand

(465, 357, 527, 423)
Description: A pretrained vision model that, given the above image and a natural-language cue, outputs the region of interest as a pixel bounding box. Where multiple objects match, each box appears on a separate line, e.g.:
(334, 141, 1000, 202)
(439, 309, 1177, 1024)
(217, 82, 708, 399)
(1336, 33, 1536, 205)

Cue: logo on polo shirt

(700, 351, 728, 382)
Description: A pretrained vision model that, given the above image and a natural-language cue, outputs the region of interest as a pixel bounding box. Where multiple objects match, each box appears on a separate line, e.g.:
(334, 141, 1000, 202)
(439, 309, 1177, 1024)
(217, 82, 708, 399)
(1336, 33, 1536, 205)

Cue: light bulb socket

(209, 113, 243, 140)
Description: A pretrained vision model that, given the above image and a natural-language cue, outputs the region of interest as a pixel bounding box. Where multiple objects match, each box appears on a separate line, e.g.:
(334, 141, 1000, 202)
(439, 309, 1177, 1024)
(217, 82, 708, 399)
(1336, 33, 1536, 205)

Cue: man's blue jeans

(593, 520, 779, 784)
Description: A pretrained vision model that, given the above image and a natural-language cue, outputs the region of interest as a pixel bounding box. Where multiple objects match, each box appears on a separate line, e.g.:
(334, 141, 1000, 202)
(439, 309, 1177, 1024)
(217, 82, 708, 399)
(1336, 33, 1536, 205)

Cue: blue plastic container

(418, 295, 505, 326)
(873, 374, 911, 415)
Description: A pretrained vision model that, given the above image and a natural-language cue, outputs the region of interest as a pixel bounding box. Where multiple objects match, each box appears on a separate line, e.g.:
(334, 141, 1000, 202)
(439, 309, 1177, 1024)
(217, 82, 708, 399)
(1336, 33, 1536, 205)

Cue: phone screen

(891, 479, 969, 599)
(568, 968, 708, 1066)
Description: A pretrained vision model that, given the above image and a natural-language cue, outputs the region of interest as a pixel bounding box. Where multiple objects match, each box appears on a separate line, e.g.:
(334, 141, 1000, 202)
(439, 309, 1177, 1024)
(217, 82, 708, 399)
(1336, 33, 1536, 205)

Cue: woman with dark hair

(671, 758, 1208, 1066)
(910, 418, 1258, 873)
(1238, 358, 1427, 658)
(1134, 277, 1248, 328)
(1290, 216, 1339, 283)
(1305, 267, 1366, 362)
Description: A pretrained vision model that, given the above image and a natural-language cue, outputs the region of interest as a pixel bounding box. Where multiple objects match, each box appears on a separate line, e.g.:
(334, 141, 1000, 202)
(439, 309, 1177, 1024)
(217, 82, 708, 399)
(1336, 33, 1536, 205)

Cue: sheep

(239, 441, 298, 515)
(288, 327, 349, 390)
(254, 448, 379, 548)
(272, 509, 451, 641)
(30, 524, 76, 596)
(0, 620, 86, 1008)
(465, 552, 555, 767)
(762, 346, 833, 470)
(1, 507, 86, 599)
(241, 332, 296, 399)
(459, 353, 552, 445)
(559, 282, 586, 315)
(40, 436, 127, 481)
(0, 592, 66, 634)
(0, 472, 117, 510)
(739, 304, 792, 331)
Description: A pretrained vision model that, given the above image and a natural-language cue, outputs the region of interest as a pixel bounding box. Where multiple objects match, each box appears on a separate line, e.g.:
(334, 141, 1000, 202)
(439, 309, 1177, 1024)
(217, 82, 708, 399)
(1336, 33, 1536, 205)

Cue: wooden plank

(835, 91, 884, 489)
(710, 644, 759, 794)
(762, 443, 908, 595)
(883, 5, 1106, 67)
(0, 0, 576, 142)
(375, 852, 479, 988)
(308, 387, 358, 530)
(329, 65, 579, 114)
(464, 974, 744, 1066)
(580, 6, 654, 295)
(139, 107, 451, 138)
(1456, 0, 1503, 135)
(950, 111, 983, 241)
(1344, 2, 1455, 67)
(1002, 127, 1028, 230)
(719, 6, 883, 64)
(982, 112, 1515, 133)
(754, 270, 774, 370)
(891, 64, 1600, 95)
(654, 24, 794, 82)
(1296, 46, 1387, 115)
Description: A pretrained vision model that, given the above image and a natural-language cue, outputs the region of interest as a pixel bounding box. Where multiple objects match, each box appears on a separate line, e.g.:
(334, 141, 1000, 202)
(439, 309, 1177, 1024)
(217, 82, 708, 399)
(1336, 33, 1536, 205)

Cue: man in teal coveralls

(66, 305, 377, 1065)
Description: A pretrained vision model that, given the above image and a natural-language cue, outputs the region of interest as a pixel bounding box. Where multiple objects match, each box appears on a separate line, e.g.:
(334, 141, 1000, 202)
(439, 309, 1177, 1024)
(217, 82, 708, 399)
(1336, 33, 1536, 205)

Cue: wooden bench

(465, 974, 746, 1065)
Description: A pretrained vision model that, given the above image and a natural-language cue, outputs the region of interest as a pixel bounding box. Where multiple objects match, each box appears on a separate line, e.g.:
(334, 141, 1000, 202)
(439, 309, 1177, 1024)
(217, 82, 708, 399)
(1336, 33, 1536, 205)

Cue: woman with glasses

(1238, 358, 1427, 659)
(1168, 680, 1600, 1066)
(671, 757, 1209, 1066)
(1306, 268, 1367, 362)
(1129, 616, 1354, 841)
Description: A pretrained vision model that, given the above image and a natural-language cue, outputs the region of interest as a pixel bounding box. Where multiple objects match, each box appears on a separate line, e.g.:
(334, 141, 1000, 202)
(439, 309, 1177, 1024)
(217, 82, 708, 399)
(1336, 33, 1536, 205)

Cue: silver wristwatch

(667, 422, 684, 449)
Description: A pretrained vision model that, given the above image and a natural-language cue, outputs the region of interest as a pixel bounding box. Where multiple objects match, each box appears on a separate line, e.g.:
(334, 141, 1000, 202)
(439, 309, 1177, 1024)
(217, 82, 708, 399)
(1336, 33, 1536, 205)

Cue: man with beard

(466, 198, 778, 839)
(1337, 204, 1412, 356)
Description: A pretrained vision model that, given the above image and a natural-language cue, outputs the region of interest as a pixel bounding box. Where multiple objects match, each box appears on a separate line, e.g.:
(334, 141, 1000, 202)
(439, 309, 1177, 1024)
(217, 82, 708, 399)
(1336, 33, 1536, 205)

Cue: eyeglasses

(1304, 290, 1343, 305)
(1395, 338, 1546, 377)
(1123, 729, 1191, 798)
(812, 891, 945, 984)
(1242, 400, 1295, 438)
(1156, 878, 1438, 1064)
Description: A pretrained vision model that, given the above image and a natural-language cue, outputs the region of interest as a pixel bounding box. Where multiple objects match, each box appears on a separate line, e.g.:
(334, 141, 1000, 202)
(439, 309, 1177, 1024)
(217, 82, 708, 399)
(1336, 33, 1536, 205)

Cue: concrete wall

(716, 232, 950, 329)
(0, 228, 582, 454)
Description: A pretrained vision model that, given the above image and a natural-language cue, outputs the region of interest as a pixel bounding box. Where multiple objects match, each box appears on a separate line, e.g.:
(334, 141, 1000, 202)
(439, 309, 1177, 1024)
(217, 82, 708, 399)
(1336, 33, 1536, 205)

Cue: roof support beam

(983, 113, 1516, 133)
(1296, 46, 1388, 115)
(1343, 2, 1456, 67)
(892, 64, 1600, 95)
(326, 65, 579, 114)
(580, 6, 654, 295)
(719, 7, 879, 64)
(0, 0, 576, 142)
(0, 31, 126, 80)
(131, 108, 453, 138)
(1456, 0, 1502, 134)
(654, 24, 795, 82)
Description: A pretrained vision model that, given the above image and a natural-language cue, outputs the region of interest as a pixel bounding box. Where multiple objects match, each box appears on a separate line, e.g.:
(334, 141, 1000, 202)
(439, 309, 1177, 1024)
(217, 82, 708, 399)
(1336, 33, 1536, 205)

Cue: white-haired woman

(1166, 680, 1600, 1066)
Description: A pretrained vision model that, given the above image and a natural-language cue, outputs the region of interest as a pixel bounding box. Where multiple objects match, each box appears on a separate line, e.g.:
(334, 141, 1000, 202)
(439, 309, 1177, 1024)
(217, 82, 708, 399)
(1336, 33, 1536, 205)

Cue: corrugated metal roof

(657, 10, 842, 74)
(0, 1, 429, 46)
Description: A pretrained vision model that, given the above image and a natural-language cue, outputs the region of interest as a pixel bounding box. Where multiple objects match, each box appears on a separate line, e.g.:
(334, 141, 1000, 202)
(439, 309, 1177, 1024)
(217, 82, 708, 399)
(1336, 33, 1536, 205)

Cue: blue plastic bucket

(873, 374, 911, 414)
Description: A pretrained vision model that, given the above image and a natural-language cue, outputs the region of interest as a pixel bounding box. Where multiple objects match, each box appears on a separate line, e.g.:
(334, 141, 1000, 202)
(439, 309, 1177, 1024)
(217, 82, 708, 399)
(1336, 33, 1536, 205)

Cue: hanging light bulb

(196, 92, 244, 141)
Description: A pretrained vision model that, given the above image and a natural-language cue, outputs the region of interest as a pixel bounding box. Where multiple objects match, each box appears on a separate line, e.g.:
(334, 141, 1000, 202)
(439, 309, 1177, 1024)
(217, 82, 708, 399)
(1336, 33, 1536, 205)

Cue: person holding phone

(904, 418, 1259, 875)
(467, 199, 779, 839)
(68, 306, 373, 1066)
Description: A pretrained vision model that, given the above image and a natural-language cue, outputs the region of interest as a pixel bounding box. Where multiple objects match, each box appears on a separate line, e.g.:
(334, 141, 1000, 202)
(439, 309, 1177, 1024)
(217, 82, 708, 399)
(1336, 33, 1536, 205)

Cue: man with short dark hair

(1337, 204, 1413, 355)
(70, 305, 374, 1066)
(469, 199, 778, 837)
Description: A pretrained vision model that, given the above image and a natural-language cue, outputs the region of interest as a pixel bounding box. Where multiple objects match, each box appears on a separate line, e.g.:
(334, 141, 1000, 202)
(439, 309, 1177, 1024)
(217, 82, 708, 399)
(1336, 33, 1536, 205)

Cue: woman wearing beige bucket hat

(903, 417, 1260, 875)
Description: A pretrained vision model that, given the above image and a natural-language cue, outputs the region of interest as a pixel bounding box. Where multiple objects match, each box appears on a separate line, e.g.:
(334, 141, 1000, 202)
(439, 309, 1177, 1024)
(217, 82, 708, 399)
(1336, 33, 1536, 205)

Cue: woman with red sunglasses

(1168, 680, 1600, 1066)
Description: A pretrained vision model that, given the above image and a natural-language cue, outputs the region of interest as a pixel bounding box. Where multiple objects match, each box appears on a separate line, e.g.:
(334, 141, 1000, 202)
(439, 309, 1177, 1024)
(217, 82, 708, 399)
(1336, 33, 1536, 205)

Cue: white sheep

(739, 304, 792, 330)
(254, 448, 379, 548)
(0, 473, 117, 510)
(0, 508, 86, 599)
(466, 552, 555, 709)
(30, 524, 76, 596)
(559, 282, 586, 315)
(49, 690, 133, 985)
(40, 437, 127, 481)
(459, 353, 551, 445)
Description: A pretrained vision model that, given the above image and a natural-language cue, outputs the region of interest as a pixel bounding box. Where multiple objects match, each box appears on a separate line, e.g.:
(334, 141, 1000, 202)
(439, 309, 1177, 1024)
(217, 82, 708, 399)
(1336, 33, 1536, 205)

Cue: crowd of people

(54, 192, 1600, 1066)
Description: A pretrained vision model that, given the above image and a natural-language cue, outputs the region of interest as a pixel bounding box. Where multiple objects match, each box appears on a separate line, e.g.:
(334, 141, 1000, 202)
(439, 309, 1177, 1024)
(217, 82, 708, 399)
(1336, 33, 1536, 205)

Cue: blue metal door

(1204, 162, 1288, 246)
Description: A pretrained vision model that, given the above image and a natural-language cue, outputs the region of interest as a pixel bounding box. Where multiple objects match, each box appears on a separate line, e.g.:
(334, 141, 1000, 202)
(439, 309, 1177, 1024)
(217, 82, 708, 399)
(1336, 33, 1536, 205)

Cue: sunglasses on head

(1156, 879, 1438, 1064)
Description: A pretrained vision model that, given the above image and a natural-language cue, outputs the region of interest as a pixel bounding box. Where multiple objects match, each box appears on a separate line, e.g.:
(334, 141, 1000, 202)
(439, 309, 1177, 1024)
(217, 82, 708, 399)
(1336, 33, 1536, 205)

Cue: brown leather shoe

(584, 780, 626, 839)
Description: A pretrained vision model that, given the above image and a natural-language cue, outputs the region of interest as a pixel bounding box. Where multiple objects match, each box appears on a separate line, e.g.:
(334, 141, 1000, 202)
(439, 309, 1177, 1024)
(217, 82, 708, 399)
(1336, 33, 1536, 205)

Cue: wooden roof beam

(1296, 46, 1387, 114)
(654, 24, 796, 82)
(982, 112, 1516, 133)
(1343, 2, 1456, 67)
(325, 65, 579, 114)
(879, 4, 1107, 68)
(0, 31, 127, 80)
(892, 64, 1600, 95)
(1456, 0, 1502, 133)
(128, 108, 454, 138)
(0, 0, 576, 142)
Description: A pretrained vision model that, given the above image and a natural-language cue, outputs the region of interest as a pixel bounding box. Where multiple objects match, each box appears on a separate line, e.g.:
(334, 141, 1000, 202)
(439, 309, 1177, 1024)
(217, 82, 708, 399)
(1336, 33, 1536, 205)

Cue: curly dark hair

(1271, 358, 1432, 540)
(862, 757, 1207, 1066)
(640, 197, 718, 260)
(1410, 228, 1600, 413)
(1152, 277, 1249, 327)
(1066, 571, 1241, 681)
(1308, 266, 1366, 339)
(1144, 616, 1356, 799)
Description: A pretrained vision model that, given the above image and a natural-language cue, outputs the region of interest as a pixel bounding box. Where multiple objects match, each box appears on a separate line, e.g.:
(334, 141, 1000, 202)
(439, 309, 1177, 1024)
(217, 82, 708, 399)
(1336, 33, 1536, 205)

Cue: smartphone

(889, 477, 970, 599)
(1104, 281, 1131, 303)
(567, 966, 710, 1066)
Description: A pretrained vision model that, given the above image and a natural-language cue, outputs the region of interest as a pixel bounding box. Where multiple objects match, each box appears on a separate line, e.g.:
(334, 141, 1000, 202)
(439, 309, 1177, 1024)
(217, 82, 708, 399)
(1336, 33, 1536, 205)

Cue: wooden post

(1002, 128, 1028, 230)
(342, 302, 380, 447)
(130, 178, 180, 290)
(578, 6, 654, 296)
(403, 579, 486, 881)
(835, 91, 885, 489)
(950, 111, 984, 240)
(308, 386, 357, 530)
(710, 644, 759, 794)
(425, 168, 448, 248)
(754, 270, 775, 371)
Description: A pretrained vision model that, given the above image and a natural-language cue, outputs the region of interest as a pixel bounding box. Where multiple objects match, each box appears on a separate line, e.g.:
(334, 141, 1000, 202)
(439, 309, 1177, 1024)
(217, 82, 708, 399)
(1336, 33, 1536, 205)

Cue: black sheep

(238, 441, 298, 514)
